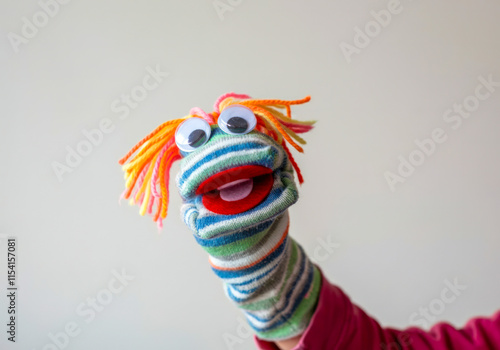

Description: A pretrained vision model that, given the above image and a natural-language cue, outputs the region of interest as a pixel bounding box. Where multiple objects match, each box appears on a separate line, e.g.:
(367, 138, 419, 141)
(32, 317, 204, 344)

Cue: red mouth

(195, 165, 274, 215)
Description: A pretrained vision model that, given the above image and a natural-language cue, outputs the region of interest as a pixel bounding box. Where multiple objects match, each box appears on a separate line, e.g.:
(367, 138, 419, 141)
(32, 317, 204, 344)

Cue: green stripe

(181, 149, 274, 197)
(239, 240, 299, 311)
(201, 225, 271, 257)
(179, 131, 275, 179)
(255, 266, 321, 340)
(198, 179, 297, 238)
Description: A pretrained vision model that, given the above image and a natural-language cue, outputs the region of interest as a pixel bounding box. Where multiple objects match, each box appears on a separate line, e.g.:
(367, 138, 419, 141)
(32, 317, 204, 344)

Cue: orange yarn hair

(118, 93, 315, 228)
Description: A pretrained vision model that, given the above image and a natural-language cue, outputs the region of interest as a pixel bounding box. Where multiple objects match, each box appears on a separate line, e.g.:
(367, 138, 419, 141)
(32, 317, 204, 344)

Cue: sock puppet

(118, 93, 320, 340)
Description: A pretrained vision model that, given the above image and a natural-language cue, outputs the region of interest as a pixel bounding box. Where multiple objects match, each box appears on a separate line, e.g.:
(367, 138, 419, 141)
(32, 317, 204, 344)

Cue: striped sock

(177, 127, 321, 340)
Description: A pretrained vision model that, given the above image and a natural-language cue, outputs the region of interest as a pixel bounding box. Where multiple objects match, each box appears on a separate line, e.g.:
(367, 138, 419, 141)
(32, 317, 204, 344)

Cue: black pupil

(227, 117, 248, 133)
(188, 129, 207, 148)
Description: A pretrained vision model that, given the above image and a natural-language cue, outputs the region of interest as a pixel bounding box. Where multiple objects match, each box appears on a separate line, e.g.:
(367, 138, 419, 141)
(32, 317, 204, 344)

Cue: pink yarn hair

(189, 107, 215, 124)
(213, 92, 251, 114)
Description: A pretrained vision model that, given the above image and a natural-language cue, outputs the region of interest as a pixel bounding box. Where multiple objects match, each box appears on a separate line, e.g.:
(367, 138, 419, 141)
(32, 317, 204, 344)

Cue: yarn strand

(119, 93, 315, 227)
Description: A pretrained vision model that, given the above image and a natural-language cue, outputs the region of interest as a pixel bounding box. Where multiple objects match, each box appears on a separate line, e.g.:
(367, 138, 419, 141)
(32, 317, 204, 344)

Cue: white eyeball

(218, 105, 257, 135)
(175, 117, 212, 152)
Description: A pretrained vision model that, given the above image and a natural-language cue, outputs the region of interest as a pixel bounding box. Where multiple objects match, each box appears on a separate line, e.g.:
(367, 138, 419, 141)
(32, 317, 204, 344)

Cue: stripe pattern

(177, 126, 321, 340)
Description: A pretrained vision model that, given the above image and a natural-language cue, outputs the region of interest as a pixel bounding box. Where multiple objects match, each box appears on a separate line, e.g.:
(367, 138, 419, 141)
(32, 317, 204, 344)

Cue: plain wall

(1, 0, 499, 349)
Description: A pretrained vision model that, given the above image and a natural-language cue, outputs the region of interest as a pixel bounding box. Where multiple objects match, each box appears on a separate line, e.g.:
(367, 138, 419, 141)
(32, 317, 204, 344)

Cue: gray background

(1, 0, 499, 349)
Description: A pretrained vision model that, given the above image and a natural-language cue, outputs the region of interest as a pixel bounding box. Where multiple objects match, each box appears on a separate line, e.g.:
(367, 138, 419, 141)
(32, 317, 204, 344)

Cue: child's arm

(274, 335, 302, 350)
(119, 94, 500, 349)
(256, 270, 500, 349)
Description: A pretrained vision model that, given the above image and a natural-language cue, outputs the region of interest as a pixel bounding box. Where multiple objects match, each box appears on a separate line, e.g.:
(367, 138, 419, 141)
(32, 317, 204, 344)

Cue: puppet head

(119, 93, 314, 234)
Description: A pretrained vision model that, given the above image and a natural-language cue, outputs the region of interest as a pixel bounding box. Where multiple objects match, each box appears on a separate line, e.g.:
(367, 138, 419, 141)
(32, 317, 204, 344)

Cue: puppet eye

(218, 105, 257, 135)
(175, 117, 212, 152)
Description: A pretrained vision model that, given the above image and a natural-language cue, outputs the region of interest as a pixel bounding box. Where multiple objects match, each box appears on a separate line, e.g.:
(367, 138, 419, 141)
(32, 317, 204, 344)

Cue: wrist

(275, 334, 303, 350)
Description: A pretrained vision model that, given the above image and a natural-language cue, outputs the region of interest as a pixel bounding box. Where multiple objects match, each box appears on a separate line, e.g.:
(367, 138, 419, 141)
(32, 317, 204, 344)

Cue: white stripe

(242, 243, 307, 320)
(246, 255, 313, 329)
(179, 147, 274, 196)
(218, 247, 286, 285)
(177, 134, 287, 196)
(226, 239, 292, 297)
(196, 180, 295, 238)
(208, 213, 289, 269)
(180, 133, 275, 171)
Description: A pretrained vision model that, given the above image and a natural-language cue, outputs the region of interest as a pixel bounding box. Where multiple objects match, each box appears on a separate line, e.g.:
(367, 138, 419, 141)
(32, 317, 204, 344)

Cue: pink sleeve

(255, 271, 500, 350)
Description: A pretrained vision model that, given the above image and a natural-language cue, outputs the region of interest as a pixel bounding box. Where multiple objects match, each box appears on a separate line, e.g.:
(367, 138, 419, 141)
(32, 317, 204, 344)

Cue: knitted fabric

(119, 93, 320, 340)
(177, 127, 321, 340)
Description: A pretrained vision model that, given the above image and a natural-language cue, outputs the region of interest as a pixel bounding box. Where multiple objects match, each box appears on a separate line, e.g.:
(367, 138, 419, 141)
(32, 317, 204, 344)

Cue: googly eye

(217, 105, 257, 135)
(175, 117, 212, 152)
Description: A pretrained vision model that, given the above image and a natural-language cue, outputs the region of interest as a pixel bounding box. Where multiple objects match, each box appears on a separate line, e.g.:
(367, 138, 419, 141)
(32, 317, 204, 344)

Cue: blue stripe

(193, 220, 273, 247)
(249, 249, 314, 332)
(226, 263, 281, 301)
(195, 187, 287, 230)
(225, 261, 283, 300)
(229, 261, 280, 287)
(178, 141, 277, 187)
(210, 237, 288, 279)
(178, 127, 275, 157)
(246, 244, 307, 323)
(178, 126, 221, 157)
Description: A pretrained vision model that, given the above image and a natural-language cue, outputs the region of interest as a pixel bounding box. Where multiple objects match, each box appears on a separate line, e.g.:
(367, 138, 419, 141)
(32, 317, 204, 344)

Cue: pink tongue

(218, 179, 253, 202)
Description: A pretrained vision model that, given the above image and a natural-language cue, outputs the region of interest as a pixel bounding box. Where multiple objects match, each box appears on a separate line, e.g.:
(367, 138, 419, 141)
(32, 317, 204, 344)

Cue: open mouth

(195, 165, 274, 215)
